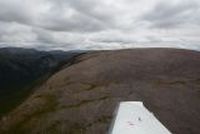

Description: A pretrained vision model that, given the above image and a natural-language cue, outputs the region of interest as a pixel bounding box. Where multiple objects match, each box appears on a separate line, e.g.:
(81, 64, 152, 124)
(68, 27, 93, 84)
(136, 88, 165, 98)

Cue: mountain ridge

(0, 48, 200, 134)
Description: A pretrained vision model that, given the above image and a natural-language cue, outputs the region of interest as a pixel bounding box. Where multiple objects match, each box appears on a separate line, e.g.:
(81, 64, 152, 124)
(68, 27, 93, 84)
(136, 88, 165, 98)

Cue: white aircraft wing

(110, 101, 172, 134)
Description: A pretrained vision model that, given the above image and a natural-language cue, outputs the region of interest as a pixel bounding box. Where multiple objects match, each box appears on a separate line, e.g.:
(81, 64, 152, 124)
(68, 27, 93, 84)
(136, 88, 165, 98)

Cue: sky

(0, 0, 200, 50)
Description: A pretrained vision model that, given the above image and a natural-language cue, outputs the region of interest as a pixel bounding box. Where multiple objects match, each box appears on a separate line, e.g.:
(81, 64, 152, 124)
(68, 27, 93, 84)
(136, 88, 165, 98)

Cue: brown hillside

(0, 48, 200, 134)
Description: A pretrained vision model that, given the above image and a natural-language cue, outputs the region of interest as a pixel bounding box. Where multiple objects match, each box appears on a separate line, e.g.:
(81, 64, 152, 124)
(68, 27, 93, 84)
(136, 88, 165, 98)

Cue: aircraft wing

(110, 101, 172, 134)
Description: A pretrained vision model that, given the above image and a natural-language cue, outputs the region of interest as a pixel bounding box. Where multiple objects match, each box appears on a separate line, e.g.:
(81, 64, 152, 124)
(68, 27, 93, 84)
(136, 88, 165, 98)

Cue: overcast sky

(0, 0, 200, 50)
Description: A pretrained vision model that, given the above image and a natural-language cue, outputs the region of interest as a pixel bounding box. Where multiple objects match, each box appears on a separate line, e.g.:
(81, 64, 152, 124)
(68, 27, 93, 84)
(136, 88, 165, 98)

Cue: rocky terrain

(0, 48, 200, 134)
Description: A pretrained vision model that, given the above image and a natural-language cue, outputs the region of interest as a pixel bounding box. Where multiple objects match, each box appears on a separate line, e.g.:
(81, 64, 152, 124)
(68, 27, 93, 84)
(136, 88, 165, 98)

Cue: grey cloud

(142, 1, 200, 28)
(40, 12, 107, 32)
(0, 1, 34, 25)
(0, 21, 37, 43)
(0, 0, 200, 51)
(92, 36, 136, 44)
(67, 0, 114, 24)
(52, 0, 114, 23)
(0, 0, 111, 33)
(39, 0, 113, 32)
(33, 28, 56, 44)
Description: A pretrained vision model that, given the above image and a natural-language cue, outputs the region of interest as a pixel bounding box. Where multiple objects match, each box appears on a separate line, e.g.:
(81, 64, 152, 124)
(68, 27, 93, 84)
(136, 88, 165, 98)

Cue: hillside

(0, 48, 200, 134)
(0, 47, 82, 116)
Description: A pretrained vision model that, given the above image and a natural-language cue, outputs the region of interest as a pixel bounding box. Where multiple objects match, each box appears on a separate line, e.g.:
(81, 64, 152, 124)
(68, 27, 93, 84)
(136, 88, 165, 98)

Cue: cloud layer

(0, 0, 200, 50)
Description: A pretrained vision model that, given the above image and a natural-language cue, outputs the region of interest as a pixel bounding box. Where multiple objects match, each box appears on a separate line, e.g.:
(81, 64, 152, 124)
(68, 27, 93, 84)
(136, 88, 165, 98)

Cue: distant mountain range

(0, 48, 200, 134)
(0, 47, 84, 116)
